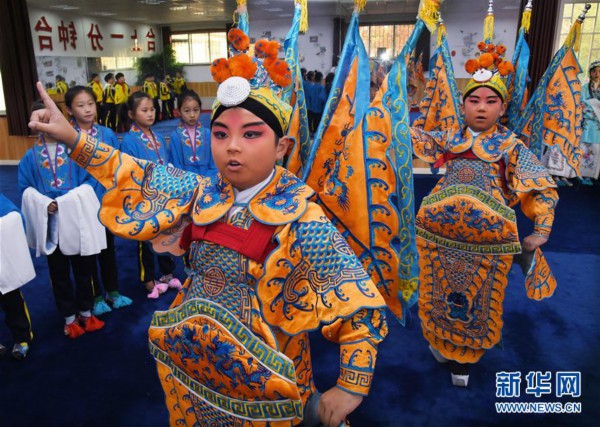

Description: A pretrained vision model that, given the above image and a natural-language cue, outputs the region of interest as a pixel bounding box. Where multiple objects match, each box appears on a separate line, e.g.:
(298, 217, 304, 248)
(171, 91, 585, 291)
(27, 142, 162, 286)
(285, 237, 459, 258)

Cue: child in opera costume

(29, 25, 389, 425)
(412, 37, 558, 386)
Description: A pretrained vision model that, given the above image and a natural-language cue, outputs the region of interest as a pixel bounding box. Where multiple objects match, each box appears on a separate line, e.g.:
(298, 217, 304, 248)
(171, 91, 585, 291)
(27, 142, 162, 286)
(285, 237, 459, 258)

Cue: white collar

(233, 169, 275, 206)
(467, 127, 482, 138)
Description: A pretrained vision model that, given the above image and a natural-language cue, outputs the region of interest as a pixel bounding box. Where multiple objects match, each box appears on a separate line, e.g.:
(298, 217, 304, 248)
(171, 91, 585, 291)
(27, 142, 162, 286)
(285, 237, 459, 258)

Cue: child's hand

(522, 234, 548, 252)
(318, 386, 363, 427)
(29, 81, 79, 148)
(47, 201, 58, 214)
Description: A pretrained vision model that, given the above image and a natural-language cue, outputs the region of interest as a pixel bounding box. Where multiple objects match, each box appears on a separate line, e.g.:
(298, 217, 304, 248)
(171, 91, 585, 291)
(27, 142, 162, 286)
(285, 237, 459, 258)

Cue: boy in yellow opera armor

(412, 74, 558, 387)
(28, 53, 388, 425)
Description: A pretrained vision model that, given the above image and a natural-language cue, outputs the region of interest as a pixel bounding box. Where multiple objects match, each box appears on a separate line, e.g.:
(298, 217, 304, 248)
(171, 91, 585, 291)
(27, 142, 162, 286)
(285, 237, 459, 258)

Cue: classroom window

(359, 23, 415, 60)
(100, 57, 136, 71)
(558, 1, 600, 73)
(171, 31, 227, 64)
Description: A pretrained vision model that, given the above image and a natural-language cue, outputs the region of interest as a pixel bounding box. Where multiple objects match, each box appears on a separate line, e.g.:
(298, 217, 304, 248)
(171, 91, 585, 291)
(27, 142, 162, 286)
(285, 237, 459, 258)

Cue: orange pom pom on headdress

(210, 58, 231, 83)
(264, 58, 292, 87)
(265, 40, 281, 59)
(465, 59, 480, 74)
(227, 28, 249, 52)
(228, 54, 257, 80)
(254, 39, 270, 58)
(497, 61, 514, 76)
(211, 28, 293, 91)
(464, 39, 514, 78)
(478, 53, 495, 68)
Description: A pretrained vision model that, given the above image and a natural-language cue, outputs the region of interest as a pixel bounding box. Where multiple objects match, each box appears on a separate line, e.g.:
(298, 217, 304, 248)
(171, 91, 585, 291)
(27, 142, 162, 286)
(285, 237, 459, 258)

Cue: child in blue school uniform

(168, 90, 215, 175)
(18, 101, 105, 339)
(0, 193, 35, 359)
(65, 86, 132, 315)
(120, 92, 182, 298)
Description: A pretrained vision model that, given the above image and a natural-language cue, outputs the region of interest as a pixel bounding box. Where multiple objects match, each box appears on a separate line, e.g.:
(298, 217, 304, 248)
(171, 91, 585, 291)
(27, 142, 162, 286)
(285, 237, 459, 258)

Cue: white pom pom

(217, 76, 251, 107)
(473, 69, 493, 83)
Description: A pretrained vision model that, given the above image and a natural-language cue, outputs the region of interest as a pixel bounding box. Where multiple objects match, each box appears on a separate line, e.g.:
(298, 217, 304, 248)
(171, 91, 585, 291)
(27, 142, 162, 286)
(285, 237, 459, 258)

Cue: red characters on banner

(87, 23, 104, 51)
(34, 16, 53, 51)
(58, 20, 78, 50)
(146, 28, 156, 52)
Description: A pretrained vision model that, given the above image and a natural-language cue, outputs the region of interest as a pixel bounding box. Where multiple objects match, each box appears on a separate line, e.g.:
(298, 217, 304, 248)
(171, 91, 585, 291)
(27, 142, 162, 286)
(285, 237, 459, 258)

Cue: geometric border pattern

(150, 342, 303, 421)
(421, 184, 516, 222)
(416, 227, 522, 255)
(151, 298, 297, 382)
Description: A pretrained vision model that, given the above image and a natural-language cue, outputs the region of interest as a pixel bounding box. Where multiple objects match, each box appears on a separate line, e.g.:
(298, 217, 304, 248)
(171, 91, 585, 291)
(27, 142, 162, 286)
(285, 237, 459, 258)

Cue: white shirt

(228, 169, 275, 218)
(467, 128, 482, 138)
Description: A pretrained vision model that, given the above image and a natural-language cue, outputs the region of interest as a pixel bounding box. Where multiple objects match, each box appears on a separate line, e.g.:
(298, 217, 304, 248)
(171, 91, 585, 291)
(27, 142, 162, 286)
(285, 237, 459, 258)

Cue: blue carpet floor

(0, 167, 598, 427)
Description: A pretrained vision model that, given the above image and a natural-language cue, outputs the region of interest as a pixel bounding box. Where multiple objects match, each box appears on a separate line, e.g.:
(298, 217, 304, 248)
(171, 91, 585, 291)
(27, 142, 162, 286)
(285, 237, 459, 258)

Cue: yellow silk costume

(411, 124, 558, 364)
(69, 132, 388, 426)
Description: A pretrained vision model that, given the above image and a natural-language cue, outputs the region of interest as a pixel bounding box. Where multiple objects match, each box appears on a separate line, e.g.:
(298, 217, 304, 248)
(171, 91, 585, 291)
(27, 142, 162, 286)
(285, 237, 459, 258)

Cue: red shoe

(64, 321, 86, 339)
(79, 315, 105, 332)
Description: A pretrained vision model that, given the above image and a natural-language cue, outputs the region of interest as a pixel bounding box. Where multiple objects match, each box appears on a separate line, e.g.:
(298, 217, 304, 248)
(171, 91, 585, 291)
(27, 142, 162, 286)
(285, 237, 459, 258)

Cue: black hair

(115, 72, 124, 80)
(325, 72, 334, 93)
(55, 75, 65, 81)
(104, 73, 114, 82)
(144, 73, 154, 79)
(121, 91, 153, 128)
(462, 85, 505, 103)
(588, 63, 600, 98)
(212, 97, 285, 137)
(90, 73, 99, 79)
(178, 90, 202, 110)
(31, 100, 46, 113)
(65, 86, 95, 108)
(306, 71, 314, 81)
(30, 98, 60, 113)
(314, 71, 323, 83)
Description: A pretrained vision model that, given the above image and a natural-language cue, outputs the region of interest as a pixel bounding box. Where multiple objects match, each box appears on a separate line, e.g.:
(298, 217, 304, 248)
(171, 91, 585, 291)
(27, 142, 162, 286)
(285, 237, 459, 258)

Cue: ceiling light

(49, 5, 80, 10)
(170, 6, 188, 11)
(137, 0, 166, 5)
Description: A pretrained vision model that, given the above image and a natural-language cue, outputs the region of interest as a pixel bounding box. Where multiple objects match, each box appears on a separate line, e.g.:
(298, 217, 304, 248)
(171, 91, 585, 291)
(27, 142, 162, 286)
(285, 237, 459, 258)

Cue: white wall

(183, 16, 335, 82)
(36, 56, 89, 89)
(434, 1, 520, 79)
(29, 7, 161, 58)
(182, 65, 215, 82)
